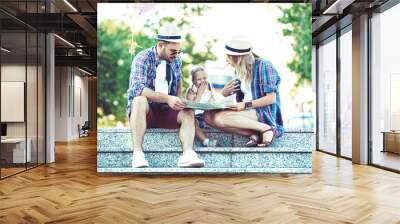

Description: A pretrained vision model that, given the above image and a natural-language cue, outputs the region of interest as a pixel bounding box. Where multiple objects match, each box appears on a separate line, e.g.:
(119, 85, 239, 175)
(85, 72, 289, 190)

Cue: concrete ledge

(98, 146, 312, 153)
(97, 167, 312, 174)
(97, 152, 312, 168)
(97, 131, 314, 149)
(98, 127, 314, 133)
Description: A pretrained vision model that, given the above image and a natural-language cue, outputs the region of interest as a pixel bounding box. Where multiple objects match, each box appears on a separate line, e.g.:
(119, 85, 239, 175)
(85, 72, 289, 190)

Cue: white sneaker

(132, 151, 149, 168)
(177, 150, 205, 168)
(203, 139, 217, 147)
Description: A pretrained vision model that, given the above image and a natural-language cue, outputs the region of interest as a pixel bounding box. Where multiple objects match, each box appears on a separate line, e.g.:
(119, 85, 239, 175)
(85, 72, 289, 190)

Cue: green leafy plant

(278, 4, 312, 89)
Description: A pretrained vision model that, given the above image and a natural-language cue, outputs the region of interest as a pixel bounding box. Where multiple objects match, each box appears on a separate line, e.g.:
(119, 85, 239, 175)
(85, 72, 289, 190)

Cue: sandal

(257, 128, 275, 147)
(245, 134, 259, 147)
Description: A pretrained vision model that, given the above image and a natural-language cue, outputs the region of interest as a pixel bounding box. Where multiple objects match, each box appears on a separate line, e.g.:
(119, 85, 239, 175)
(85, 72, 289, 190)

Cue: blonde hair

(189, 66, 213, 91)
(228, 53, 259, 82)
(190, 66, 205, 80)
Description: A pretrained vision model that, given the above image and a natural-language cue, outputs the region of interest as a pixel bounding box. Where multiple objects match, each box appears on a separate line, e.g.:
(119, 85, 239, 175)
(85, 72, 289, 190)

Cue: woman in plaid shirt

(204, 36, 284, 147)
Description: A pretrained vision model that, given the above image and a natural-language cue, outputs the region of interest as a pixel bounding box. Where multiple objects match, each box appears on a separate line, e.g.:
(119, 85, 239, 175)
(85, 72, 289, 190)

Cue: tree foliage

(278, 4, 312, 88)
(97, 20, 134, 124)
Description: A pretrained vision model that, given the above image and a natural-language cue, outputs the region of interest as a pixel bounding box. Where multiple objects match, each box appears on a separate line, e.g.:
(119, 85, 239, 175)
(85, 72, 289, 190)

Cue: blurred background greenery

(97, 3, 312, 128)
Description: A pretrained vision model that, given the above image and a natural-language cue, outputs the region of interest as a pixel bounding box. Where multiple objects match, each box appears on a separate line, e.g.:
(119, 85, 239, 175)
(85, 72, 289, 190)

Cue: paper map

(182, 99, 233, 110)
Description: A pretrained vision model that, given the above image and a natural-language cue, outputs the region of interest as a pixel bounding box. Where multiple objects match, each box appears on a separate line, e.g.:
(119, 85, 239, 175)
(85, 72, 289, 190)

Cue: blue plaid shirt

(126, 46, 182, 117)
(250, 58, 284, 137)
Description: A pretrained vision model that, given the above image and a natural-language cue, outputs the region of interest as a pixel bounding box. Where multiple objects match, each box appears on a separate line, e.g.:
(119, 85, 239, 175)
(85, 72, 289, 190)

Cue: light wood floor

(0, 167, 26, 177)
(1, 135, 400, 224)
(1, 163, 45, 178)
(373, 150, 400, 171)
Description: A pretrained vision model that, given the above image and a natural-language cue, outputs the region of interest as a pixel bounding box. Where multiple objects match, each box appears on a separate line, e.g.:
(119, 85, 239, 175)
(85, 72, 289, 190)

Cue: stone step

(97, 147, 311, 169)
(97, 167, 312, 174)
(98, 127, 313, 133)
(98, 146, 311, 153)
(97, 128, 313, 149)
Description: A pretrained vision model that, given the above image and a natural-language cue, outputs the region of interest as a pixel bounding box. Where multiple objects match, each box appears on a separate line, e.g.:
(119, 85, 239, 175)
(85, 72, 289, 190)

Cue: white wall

(72, 73, 89, 137)
(55, 67, 89, 141)
(1, 63, 46, 164)
(1, 65, 26, 138)
(1, 65, 41, 138)
(55, 67, 68, 141)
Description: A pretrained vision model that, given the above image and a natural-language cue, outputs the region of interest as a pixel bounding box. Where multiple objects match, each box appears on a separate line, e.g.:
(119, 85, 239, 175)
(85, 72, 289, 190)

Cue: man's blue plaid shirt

(126, 46, 182, 117)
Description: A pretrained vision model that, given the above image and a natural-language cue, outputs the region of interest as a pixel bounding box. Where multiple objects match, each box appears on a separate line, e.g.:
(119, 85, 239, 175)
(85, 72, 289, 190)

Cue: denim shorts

(195, 114, 206, 128)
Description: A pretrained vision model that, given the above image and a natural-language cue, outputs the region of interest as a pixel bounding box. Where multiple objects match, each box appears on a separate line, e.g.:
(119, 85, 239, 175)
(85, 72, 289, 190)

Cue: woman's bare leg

(204, 111, 255, 137)
(204, 110, 273, 143)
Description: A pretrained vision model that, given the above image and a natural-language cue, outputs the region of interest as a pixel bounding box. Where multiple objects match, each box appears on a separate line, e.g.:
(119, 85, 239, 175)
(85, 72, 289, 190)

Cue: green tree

(97, 20, 136, 125)
(138, 4, 217, 91)
(278, 4, 312, 89)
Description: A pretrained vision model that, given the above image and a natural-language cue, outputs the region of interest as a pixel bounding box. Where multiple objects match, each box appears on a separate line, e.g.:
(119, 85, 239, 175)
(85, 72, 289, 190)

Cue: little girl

(186, 66, 218, 147)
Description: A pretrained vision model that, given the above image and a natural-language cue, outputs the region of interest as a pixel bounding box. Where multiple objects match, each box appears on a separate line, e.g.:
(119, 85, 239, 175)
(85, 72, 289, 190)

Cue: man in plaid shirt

(127, 24, 205, 168)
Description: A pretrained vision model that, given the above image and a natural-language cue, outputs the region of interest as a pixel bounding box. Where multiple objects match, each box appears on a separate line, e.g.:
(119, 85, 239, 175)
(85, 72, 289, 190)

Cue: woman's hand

(222, 80, 240, 97)
(229, 102, 245, 111)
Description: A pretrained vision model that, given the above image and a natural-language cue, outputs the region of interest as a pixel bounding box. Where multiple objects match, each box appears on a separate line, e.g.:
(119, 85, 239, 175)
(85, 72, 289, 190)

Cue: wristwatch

(244, 101, 253, 110)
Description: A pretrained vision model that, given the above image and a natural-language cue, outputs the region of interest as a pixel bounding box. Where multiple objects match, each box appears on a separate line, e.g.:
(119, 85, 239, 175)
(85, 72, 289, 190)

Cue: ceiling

(0, 0, 104, 75)
(312, 0, 390, 44)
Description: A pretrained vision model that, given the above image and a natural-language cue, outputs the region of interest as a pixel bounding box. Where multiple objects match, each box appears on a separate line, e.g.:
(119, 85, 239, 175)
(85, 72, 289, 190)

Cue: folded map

(182, 99, 233, 110)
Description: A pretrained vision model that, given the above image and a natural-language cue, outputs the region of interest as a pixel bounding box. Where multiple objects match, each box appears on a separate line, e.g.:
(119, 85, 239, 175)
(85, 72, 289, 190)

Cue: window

(0, 1, 46, 179)
(370, 3, 400, 171)
(317, 36, 337, 154)
(340, 28, 352, 158)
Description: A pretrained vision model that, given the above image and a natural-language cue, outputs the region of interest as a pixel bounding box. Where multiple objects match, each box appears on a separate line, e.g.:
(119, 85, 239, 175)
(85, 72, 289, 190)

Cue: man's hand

(167, 96, 187, 110)
(222, 80, 240, 97)
(229, 102, 245, 111)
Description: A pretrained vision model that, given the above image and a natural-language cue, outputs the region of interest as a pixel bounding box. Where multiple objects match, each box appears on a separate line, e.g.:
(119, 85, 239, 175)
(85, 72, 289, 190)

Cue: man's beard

(161, 48, 174, 62)
(160, 48, 169, 61)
